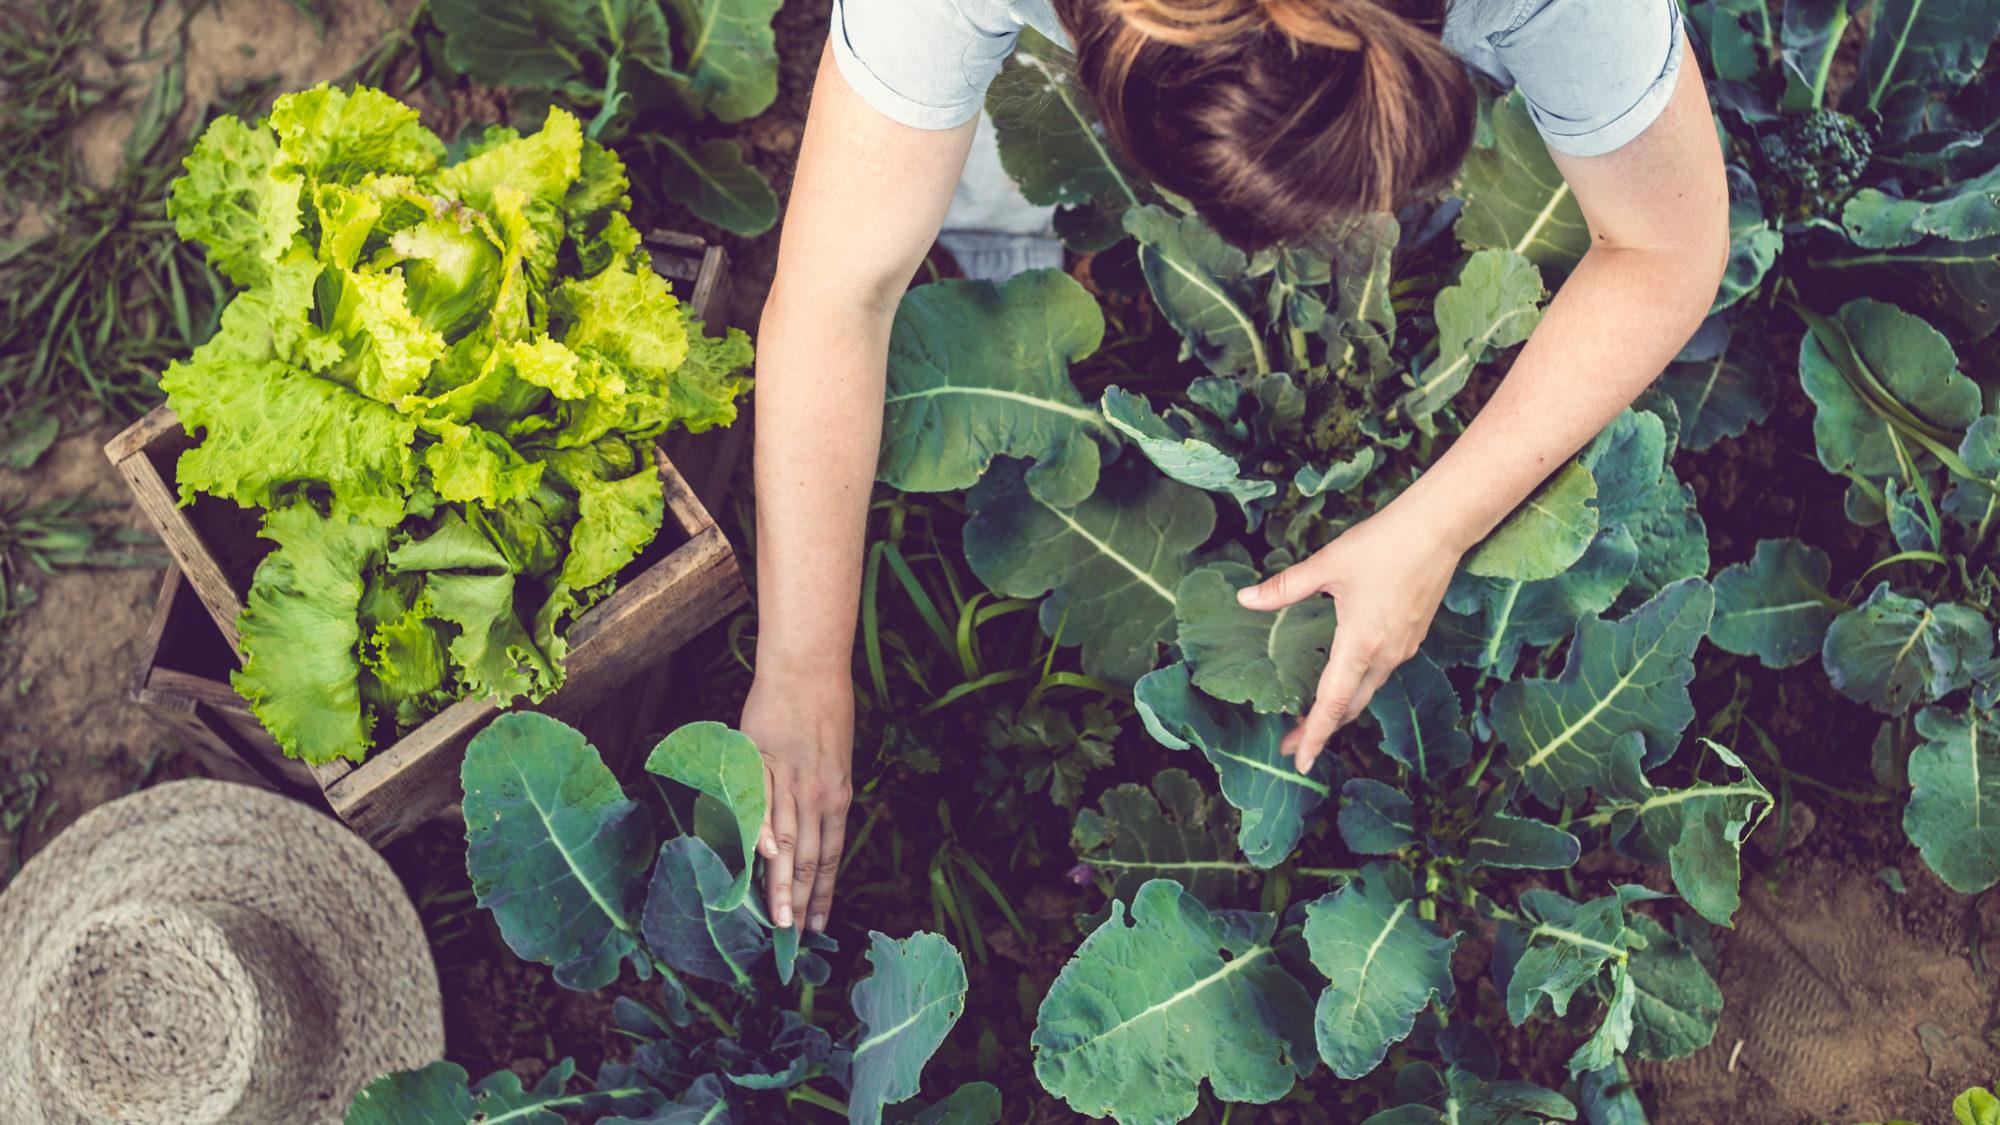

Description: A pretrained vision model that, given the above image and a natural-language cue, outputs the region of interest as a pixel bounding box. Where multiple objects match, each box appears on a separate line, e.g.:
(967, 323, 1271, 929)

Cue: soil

(0, 429, 192, 877)
(7, 2, 1996, 1123)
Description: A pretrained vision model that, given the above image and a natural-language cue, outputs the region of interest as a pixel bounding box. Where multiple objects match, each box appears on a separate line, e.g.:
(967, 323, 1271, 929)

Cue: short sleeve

(829, 0, 1023, 130)
(1490, 0, 1685, 157)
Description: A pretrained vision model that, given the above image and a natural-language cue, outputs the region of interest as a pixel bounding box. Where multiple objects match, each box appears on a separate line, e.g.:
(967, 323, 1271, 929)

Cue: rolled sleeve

(829, 0, 1021, 131)
(1492, 0, 1685, 157)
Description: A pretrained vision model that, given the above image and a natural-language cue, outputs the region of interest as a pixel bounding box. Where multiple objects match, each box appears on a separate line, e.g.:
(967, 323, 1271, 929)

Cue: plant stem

(788, 1084, 850, 1116)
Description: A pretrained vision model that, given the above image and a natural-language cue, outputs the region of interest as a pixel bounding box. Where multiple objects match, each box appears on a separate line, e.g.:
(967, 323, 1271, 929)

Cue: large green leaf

(1360, 1063, 1577, 1124)
(1463, 461, 1598, 582)
(1455, 92, 1590, 278)
(1715, 166, 1783, 311)
(1325, 213, 1400, 379)
(1500, 886, 1665, 1028)
(1813, 235, 2000, 341)
(1903, 707, 2000, 893)
(657, 137, 779, 236)
(1338, 779, 1416, 855)
(1822, 582, 1993, 713)
(1430, 532, 1638, 677)
(345, 1059, 591, 1125)
(1304, 863, 1459, 1079)
(849, 932, 969, 1125)
(1655, 320, 1775, 452)
(1101, 388, 1276, 514)
(1850, 0, 2000, 129)
(964, 461, 1213, 684)
(1709, 537, 1840, 669)
(1492, 579, 1714, 805)
(231, 505, 388, 765)
(1842, 167, 2000, 250)
(644, 722, 765, 911)
(639, 836, 768, 986)
(885, 1082, 1002, 1125)
(603, 1075, 738, 1125)
(1689, 0, 1772, 82)
(883, 271, 1107, 507)
(987, 28, 1138, 247)
(1366, 653, 1473, 779)
(1395, 249, 1544, 428)
(429, 0, 673, 91)
(1032, 880, 1315, 1123)
(1464, 811, 1582, 871)
(1134, 662, 1337, 867)
(1596, 736, 1772, 926)
(1583, 407, 1708, 607)
(1778, 0, 1854, 109)
(1174, 561, 1335, 715)
(1072, 768, 1250, 907)
(1623, 915, 1723, 1062)
(462, 713, 654, 990)
(664, 0, 783, 123)
(1124, 204, 1270, 377)
(1800, 297, 1977, 480)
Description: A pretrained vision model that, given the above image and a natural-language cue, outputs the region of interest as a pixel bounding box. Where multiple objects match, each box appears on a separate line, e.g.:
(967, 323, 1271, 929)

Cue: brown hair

(1050, 0, 1475, 250)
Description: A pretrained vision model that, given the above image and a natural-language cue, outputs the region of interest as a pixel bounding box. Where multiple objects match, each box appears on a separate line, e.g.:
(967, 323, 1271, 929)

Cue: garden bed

(109, 233, 752, 846)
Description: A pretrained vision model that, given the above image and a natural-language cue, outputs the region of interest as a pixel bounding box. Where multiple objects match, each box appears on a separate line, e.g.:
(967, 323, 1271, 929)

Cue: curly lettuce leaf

(561, 463, 664, 588)
(556, 259, 691, 377)
(269, 84, 444, 183)
(168, 116, 304, 288)
(361, 592, 452, 730)
(162, 351, 416, 526)
(233, 505, 389, 764)
(423, 420, 546, 507)
(670, 320, 755, 434)
(388, 215, 502, 339)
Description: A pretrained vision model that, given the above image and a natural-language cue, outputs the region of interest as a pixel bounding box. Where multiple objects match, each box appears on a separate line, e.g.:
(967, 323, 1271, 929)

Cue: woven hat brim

(0, 779, 445, 1124)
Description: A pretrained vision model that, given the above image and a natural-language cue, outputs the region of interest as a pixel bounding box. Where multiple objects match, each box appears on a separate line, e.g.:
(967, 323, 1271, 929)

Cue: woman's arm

(1238, 33, 1730, 772)
(747, 43, 975, 931)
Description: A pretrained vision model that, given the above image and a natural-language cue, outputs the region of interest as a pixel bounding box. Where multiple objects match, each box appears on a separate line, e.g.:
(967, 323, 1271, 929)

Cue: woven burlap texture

(0, 779, 444, 1124)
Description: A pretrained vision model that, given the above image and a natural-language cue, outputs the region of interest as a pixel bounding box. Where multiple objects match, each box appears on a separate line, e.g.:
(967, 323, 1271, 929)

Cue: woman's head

(1050, 0, 1475, 250)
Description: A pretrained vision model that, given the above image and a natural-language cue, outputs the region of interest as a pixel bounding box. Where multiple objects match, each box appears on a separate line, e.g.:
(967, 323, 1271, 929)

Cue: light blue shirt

(830, 0, 1685, 158)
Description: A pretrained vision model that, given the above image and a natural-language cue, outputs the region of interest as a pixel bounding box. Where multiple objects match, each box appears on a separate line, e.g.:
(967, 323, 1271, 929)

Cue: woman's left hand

(1234, 496, 1470, 775)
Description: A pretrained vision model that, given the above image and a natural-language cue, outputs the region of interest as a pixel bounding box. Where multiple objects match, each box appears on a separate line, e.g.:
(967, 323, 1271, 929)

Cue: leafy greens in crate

(162, 85, 752, 765)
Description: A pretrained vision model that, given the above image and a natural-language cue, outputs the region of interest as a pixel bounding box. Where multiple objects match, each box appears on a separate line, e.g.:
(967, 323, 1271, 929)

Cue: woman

(746, 0, 1729, 934)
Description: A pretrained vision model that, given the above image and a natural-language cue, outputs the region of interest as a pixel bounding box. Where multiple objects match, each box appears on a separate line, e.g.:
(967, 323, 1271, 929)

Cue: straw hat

(0, 780, 445, 1124)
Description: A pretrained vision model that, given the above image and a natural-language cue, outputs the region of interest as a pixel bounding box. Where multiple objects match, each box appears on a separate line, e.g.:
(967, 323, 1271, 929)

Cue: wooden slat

(102, 406, 182, 463)
(109, 420, 247, 651)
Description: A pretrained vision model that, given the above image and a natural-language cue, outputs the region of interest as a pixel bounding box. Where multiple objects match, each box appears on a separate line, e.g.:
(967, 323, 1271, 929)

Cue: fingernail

(809, 914, 827, 933)
(776, 903, 793, 927)
(1236, 587, 1255, 606)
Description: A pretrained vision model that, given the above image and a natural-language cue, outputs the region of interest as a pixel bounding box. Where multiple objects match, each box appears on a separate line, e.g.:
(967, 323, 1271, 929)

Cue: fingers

(806, 806, 848, 934)
(764, 795, 800, 930)
(789, 815, 821, 934)
(1235, 558, 1323, 612)
(1290, 641, 1371, 774)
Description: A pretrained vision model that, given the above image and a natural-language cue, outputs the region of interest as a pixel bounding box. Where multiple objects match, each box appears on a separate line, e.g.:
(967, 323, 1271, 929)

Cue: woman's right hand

(742, 660, 855, 934)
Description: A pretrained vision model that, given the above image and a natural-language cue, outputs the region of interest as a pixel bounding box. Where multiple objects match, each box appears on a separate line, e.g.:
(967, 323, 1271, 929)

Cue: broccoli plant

(346, 714, 987, 1124)
(1666, 1, 2000, 896)
(1757, 107, 1875, 220)
(853, 28, 1792, 1110)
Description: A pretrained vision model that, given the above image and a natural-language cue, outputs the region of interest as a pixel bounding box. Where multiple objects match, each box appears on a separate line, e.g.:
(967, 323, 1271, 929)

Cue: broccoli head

(1759, 109, 1874, 221)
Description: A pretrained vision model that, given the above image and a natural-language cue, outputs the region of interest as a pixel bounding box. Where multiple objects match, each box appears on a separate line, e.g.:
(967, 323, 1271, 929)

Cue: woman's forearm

(1395, 241, 1725, 551)
(750, 287, 896, 677)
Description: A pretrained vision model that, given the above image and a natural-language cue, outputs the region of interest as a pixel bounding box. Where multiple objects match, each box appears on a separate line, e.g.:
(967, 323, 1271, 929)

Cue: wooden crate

(108, 233, 751, 846)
